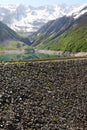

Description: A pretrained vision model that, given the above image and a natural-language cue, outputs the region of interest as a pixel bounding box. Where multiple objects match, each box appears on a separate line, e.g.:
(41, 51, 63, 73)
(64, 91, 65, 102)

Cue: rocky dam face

(0, 59, 87, 130)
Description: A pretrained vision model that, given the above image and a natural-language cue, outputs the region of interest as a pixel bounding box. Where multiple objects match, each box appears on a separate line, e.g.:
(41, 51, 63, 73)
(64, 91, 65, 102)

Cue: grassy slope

(0, 22, 32, 51)
(0, 40, 32, 51)
(36, 26, 87, 52)
(0, 22, 19, 41)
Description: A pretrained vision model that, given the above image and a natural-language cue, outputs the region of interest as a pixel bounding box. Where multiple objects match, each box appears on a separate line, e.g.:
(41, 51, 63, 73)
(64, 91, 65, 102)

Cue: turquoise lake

(0, 52, 63, 62)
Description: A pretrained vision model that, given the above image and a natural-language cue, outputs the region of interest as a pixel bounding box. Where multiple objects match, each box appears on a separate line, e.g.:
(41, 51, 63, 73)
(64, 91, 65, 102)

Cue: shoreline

(35, 49, 87, 57)
(0, 49, 87, 57)
(0, 50, 25, 54)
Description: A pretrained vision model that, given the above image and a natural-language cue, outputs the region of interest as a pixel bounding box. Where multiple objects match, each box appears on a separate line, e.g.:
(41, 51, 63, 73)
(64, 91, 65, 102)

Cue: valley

(0, 2, 87, 130)
(0, 4, 87, 62)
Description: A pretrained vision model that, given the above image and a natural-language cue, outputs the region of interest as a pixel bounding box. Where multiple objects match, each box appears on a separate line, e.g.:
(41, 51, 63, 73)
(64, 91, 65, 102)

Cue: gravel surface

(0, 59, 87, 130)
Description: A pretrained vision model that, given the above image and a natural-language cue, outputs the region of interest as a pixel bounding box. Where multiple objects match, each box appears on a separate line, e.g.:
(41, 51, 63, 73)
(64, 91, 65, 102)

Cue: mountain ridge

(0, 21, 19, 41)
(0, 21, 32, 51)
(0, 4, 76, 33)
(32, 3, 87, 52)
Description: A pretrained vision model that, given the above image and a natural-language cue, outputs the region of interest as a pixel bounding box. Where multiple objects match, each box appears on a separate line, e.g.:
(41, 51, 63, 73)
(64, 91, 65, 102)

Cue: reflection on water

(0, 52, 63, 62)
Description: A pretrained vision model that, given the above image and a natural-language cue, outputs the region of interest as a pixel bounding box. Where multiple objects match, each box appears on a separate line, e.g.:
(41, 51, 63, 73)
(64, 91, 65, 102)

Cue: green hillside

(0, 40, 32, 51)
(0, 21, 19, 41)
(36, 25, 87, 52)
(0, 21, 32, 51)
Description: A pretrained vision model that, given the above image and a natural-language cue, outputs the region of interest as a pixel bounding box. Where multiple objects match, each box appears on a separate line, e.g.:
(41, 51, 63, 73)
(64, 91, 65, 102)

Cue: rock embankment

(35, 49, 87, 57)
(0, 59, 87, 130)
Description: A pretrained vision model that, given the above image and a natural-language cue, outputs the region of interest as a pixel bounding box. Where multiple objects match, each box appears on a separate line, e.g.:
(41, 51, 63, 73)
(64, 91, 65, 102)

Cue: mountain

(0, 4, 76, 33)
(32, 4, 87, 52)
(31, 16, 74, 46)
(0, 21, 31, 51)
(0, 21, 19, 41)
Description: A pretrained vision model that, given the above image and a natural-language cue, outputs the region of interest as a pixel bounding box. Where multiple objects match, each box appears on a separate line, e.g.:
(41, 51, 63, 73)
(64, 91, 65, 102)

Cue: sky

(0, 0, 87, 7)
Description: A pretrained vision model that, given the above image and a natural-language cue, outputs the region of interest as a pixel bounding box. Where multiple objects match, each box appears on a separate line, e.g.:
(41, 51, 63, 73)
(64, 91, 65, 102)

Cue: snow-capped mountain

(0, 4, 76, 33)
(68, 3, 87, 19)
(30, 3, 87, 45)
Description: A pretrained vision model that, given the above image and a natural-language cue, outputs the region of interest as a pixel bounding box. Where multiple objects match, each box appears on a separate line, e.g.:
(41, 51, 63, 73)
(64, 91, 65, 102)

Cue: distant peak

(68, 3, 87, 19)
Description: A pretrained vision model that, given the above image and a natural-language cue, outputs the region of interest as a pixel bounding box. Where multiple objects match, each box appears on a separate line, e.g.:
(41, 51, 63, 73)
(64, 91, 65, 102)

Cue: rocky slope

(0, 59, 87, 130)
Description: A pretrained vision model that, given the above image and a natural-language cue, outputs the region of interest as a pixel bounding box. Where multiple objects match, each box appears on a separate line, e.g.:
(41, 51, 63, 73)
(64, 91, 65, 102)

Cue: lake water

(0, 52, 63, 62)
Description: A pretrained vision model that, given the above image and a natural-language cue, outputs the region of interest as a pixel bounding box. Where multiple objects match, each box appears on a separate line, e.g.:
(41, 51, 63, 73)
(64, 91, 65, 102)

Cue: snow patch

(67, 3, 87, 19)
